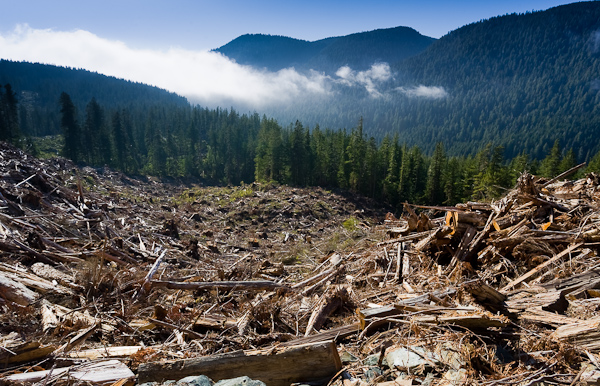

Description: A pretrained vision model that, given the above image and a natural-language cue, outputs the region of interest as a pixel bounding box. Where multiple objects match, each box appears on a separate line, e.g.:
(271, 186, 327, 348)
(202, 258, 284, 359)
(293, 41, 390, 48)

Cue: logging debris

(1, 143, 600, 385)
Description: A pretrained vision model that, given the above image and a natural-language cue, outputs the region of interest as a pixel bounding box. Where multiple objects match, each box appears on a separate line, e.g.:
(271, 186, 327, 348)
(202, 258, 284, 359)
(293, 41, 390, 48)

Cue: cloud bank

(0, 26, 446, 108)
(0, 25, 334, 108)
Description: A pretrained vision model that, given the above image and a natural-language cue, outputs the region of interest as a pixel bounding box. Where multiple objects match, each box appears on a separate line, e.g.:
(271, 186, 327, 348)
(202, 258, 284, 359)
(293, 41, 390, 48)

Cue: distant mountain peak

(214, 26, 435, 73)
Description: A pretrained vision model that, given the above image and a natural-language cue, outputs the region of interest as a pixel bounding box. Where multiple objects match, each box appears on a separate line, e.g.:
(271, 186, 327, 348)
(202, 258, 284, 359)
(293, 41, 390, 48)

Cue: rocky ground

(2, 142, 600, 386)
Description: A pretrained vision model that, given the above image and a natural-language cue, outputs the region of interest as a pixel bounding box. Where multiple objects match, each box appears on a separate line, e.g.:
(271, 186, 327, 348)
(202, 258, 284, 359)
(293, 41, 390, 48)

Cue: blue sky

(1, 0, 578, 50)
(0, 0, 581, 108)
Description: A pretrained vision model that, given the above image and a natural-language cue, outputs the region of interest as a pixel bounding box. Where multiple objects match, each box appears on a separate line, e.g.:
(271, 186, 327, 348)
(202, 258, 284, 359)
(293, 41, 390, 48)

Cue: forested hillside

(394, 1, 600, 160)
(0, 60, 189, 136)
(214, 27, 435, 73)
(255, 2, 600, 161)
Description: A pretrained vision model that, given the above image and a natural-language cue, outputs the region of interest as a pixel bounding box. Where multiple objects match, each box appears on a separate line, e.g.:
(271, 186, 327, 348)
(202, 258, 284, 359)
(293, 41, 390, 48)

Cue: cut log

(445, 211, 488, 229)
(137, 340, 342, 386)
(1, 360, 134, 386)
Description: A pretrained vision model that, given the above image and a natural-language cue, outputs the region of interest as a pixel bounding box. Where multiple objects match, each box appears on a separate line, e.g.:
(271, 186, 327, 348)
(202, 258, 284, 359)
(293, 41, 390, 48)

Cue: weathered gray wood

(551, 316, 600, 352)
(519, 308, 580, 328)
(0, 272, 39, 305)
(505, 289, 568, 313)
(137, 340, 342, 386)
(1, 360, 134, 386)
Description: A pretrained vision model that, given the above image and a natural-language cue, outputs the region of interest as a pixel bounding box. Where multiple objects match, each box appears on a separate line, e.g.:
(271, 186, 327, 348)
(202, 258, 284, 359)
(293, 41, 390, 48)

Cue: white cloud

(335, 63, 392, 97)
(0, 25, 332, 108)
(397, 85, 448, 99)
(0, 26, 447, 107)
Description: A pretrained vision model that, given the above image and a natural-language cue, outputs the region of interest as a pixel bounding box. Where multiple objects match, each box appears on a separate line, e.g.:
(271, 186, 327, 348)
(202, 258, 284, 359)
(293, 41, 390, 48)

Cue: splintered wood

(2, 141, 600, 386)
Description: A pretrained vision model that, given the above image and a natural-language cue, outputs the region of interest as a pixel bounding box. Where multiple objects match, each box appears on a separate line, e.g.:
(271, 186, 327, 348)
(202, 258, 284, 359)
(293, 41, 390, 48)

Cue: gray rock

(213, 376, 266, 386)
(177, 375, 214, 386)
(385, 346, 440, 371)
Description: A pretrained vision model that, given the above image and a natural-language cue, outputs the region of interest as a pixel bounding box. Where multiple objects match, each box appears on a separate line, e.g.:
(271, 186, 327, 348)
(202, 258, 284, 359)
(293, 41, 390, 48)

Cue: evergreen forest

(2, 87, 598, 213)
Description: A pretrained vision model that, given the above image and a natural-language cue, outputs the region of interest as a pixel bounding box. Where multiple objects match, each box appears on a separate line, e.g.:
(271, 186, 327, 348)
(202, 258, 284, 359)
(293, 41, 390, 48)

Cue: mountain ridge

(214, 26, 436, 73)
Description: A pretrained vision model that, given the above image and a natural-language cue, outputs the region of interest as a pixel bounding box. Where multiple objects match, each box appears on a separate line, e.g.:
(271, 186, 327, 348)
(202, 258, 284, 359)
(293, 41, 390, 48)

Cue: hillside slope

(0, 60, 189, 136)
(260, 1, 600, 160)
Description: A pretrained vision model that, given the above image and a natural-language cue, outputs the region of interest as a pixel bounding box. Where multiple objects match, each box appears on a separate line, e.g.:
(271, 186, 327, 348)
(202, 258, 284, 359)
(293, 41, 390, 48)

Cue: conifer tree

(425, 142, 446, 204)
(540, 140, 562, 178)
(59, 92, 80, 162)
(0, 84, 19, 143)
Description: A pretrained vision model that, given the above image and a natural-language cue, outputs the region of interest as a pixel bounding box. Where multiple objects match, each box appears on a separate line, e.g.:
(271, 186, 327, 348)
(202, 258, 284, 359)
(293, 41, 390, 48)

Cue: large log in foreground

(137, 340, 342, 386)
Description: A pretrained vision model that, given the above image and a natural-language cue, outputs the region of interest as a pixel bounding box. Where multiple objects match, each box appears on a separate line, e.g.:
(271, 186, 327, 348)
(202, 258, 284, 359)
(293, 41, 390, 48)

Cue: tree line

(53, 92, 597, 209)
(2, 89, 597, 210)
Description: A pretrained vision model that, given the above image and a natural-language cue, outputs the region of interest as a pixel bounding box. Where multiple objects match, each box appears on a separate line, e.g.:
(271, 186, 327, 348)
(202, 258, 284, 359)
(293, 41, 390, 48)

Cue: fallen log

(0, 360, 134, 386)
(137, 340, 342, 386)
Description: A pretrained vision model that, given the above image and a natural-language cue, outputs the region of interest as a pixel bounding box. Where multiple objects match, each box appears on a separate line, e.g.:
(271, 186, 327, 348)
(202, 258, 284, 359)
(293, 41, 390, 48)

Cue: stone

(213, 376, 266, 386)
(385, 346, 440, 371)
(177, 375, 214, 386)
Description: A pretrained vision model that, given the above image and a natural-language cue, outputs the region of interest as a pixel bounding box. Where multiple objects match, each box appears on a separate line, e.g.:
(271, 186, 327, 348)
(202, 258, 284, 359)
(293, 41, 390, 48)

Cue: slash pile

(1, 142, 600, 386)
